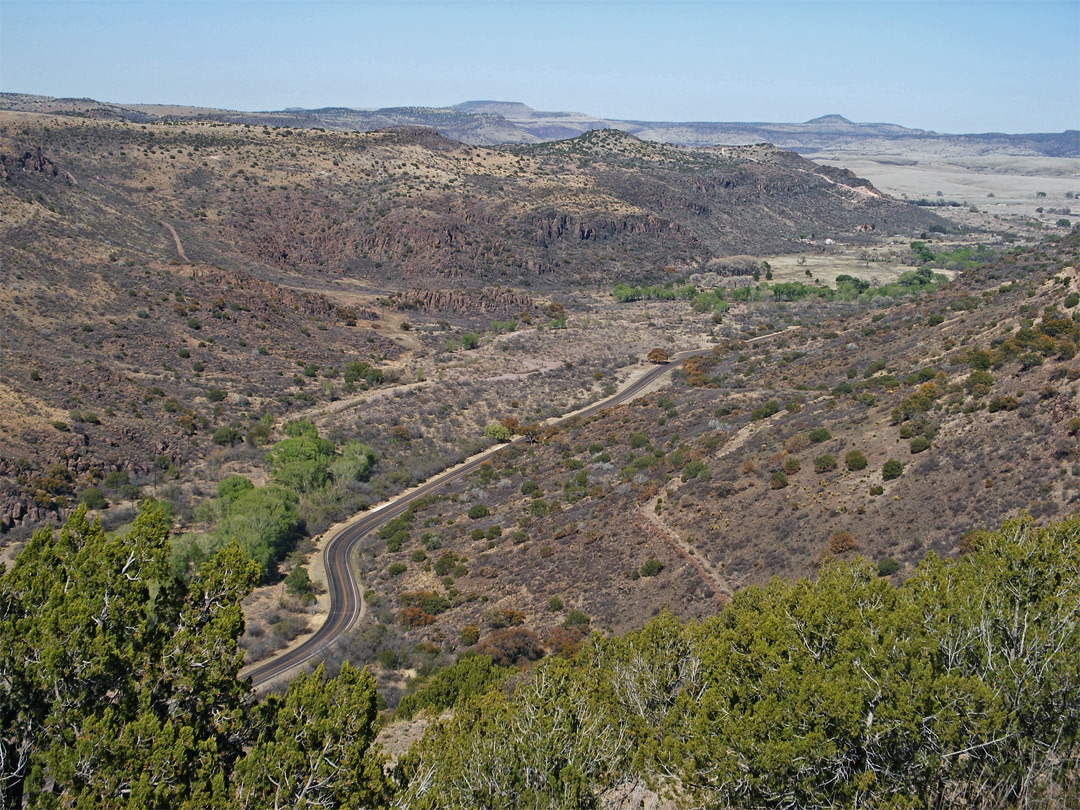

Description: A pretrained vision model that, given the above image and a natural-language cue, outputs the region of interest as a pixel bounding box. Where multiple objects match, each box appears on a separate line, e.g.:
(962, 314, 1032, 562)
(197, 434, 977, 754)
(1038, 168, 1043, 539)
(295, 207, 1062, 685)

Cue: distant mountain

(2, 93, 1075, 156)
(806, 114, 855, 125)
(463, 101, 1077, 156)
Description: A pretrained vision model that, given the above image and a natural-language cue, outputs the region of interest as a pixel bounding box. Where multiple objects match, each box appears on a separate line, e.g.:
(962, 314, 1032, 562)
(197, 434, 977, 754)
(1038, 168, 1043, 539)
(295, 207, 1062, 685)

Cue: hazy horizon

(2, 1, 1078, 135)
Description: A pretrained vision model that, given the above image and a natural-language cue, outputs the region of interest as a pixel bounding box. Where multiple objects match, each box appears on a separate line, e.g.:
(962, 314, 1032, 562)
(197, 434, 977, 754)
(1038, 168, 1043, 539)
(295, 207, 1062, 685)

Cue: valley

(1, 97, 1078, 808)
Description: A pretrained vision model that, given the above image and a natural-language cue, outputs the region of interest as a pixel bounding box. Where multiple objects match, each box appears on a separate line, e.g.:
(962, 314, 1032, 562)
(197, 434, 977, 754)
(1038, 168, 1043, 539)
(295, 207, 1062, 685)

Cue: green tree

(901, 515, 1080, 804)
(0, 504, 259, 809)
(0, 504, 396, 809)
(398, 657, 627, 810)
(77, 486, 108, 510)
(396, 656, 511, 721)
(965, 368, 994, 398)
(877, 557, 899, 576)
(390, 513, 1080, 807)
(639, 558, 664, 577)
(909, 436, 931, 454)
(212, 426, 242, 446)
(328, 440, 377, 483)
(215, 486, 300, 575)
(565, 609, 590, 627)
(484, 423, 512, 442)
(266, 431, 336, 492)
(343, 361, 383, 386)
(882, 459, 904, 480)
(217, 474, 254, 506)
(284, 565, 314, 602)
(845, 449, 868, 471)
(233, 663, 389, 808)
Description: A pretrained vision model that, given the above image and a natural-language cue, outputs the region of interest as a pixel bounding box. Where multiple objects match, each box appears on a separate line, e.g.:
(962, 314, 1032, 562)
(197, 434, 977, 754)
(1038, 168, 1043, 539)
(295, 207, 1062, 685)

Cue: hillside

(327, 232, 1080, 697)
(392, 513, 1079, 809)
(4, 500, 1076, 808)
(1, 95, 1078, 809)
(0, 110, 949, 538)
(0, 112, 941, 285)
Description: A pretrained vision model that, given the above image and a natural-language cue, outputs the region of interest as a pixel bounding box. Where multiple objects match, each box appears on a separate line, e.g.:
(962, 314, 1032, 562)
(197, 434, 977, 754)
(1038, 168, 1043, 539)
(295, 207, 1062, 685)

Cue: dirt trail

(632, 390, 797, 603)
(712, 414, 774, 460)
(638, 490, 732, 601)
(164, 222, 189, 263)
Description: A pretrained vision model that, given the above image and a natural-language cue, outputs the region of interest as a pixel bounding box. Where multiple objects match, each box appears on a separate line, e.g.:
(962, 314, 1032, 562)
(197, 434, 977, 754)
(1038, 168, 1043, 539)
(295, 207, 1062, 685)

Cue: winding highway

(243, 345, 730, 688)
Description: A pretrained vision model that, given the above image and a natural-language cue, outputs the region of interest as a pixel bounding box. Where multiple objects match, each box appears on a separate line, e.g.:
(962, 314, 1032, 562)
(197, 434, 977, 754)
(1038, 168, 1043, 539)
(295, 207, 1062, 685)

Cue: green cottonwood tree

(214, 485, 300, 575)
(266, 433, 337, 492)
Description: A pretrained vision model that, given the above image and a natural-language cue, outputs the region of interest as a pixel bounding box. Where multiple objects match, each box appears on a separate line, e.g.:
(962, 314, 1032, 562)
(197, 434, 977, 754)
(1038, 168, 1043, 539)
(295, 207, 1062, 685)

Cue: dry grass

(809, 151, 1079, 222)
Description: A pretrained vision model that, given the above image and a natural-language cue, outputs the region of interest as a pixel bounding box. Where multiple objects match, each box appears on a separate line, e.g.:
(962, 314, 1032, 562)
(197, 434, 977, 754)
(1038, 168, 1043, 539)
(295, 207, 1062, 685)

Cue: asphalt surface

(244, 346, 716, 688)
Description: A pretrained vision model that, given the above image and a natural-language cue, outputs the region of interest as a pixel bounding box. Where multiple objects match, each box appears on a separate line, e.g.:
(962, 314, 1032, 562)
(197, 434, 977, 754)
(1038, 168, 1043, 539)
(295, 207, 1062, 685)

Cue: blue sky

(2, 1, 1077, 133)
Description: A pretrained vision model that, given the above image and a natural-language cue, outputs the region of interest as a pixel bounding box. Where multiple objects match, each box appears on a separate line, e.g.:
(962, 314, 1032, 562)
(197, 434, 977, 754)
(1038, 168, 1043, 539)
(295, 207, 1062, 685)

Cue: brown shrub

(476, 627, 545, 667)
(485, 608, 526, 628)
(459, 624, 480, 646)
(400, 606, 435, 628)
(545, 625, 589, 659)
(829, 531, 857, 553)
(958, 530, 980, 555)
(784, 434, 810, 453)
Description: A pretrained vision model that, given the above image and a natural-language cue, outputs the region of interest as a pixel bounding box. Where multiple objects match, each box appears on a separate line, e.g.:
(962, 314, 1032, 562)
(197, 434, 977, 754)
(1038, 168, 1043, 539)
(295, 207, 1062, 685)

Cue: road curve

(244, 343, 742, 688)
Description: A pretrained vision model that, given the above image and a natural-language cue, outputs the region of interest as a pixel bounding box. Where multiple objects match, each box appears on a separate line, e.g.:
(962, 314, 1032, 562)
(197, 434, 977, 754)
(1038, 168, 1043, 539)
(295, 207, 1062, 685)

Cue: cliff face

(382, 287, 536, 316)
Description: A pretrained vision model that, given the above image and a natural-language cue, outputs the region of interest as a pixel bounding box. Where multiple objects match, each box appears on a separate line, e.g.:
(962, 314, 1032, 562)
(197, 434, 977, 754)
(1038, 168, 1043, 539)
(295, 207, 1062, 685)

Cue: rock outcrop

(384, 286, 537, 316)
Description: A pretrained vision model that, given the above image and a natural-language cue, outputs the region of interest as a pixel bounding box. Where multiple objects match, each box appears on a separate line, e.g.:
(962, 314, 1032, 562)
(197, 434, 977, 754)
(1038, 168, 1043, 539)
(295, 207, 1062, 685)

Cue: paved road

(243, 344, 728, 688)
